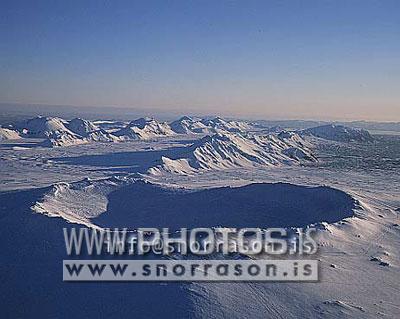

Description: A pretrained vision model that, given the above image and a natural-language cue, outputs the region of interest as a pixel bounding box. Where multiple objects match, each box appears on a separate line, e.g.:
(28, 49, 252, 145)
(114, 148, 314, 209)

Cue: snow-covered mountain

(16, 116, 74, 138)
(148, 131, 317, 175)
(170, 116, 254, 134)
(0, 127, 21, 140)
(201, 117, 252, 133)
(7, 116, 373, 150)
(13, 116, 120, 147)
(15, 116, 85, 147)
(66, 118, 120, 143)
(301, 124, 374, 143)
(114, 117, 175, 140)
(170, 116, 210, 134)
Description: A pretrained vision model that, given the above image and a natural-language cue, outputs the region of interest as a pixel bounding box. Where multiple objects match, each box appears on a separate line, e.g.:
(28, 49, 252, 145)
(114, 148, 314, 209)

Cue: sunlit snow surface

(0, 132, 399, 318)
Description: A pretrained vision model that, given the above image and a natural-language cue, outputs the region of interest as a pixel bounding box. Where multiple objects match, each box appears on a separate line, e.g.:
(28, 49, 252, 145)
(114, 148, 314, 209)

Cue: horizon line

(0, 101, 399, 124)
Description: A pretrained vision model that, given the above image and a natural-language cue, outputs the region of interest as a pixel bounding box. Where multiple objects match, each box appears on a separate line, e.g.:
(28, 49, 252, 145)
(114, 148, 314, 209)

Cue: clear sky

(1, 1, 399, 121)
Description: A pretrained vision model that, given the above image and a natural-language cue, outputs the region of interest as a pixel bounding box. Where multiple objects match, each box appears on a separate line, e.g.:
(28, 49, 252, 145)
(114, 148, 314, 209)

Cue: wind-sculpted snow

(114, 117, 175, 140)
(301, 124, 374, 143)
(148, 131, 317, 175)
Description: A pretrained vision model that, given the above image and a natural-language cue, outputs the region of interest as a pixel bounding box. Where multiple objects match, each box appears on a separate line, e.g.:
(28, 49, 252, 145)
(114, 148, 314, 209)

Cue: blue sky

(1, 0, 399, 120)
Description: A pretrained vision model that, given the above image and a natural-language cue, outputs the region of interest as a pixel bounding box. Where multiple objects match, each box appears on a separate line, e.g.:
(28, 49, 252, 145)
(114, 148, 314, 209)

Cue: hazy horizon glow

(1, 1, 399, 121)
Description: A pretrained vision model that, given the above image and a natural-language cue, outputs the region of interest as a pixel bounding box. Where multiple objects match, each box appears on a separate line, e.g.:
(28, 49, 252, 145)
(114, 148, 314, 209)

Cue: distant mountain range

(1, 115, 377, 152)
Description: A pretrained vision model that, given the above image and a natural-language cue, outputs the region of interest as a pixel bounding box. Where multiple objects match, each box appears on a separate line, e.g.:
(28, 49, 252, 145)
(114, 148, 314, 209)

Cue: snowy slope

(301, 124, 374, 143)
(0, 127, 21, 140)
(148, 131, 317, 175)
(114, 117, 175, 140)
